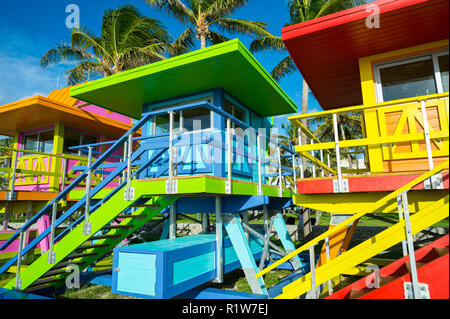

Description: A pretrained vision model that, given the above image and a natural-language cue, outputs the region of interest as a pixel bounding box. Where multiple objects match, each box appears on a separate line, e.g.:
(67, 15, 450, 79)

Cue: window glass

(23, 133, 39, 152)
(83, 134, 98, 146)
(153, 113, 180, 135)
(182, 108, 211, 131)
(63, 128, 82, 155)
(438, 54, 449, 92)
(38, 130, 54, 153)
(379, 58, 437, 101)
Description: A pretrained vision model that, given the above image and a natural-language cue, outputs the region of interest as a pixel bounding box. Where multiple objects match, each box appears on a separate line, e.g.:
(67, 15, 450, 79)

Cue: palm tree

(144, 0, 271, 49)
(41, 4, 194, 85)
(251, 0, 364, 169)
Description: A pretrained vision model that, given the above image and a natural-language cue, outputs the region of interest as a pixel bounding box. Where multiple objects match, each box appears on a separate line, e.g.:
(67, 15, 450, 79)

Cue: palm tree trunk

(199, 34, 207, 49)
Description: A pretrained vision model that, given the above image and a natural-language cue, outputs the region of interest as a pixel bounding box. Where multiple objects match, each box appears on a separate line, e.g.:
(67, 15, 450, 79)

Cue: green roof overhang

(70, 39, 297, 119)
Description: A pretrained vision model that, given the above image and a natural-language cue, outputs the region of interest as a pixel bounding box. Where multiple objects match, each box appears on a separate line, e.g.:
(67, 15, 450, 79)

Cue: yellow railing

(256, 160, 449, 279)
(289, 92, 449, 176)
(0, 146, 100, 192)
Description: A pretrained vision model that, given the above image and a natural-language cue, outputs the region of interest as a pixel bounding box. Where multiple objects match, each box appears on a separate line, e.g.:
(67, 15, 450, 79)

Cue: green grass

(57, 283, 138, 299)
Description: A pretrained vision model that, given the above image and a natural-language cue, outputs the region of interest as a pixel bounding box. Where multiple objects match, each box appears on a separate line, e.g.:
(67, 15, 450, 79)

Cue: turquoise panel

(117, 252, 157, 296)
(172, 251, 216, 285)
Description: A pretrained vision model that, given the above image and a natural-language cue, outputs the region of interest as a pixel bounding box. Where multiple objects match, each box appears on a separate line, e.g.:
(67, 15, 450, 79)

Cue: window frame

(22, 128, 55, 156)
(224, 99, 247, 132)
(63, 126, 99, 157)
(151, 97, 214, 135)
(374, 49, 449, 103)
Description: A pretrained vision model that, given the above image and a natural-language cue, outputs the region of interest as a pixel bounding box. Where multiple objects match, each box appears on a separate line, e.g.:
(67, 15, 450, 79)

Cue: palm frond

(171, 27, 196, 55)
(271, 56, 297, 82)
(205, 0, 248, 20)
(213, 18, 270, 37)
(66, 62, 111, 85)
(144, 0, 196, 25)
(249, 35, 285, 53)
(40, 43, 97, 68)
(207, 30, 230, 45)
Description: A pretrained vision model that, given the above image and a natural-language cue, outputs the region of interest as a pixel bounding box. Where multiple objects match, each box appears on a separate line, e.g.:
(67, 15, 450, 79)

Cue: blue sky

(0, 0, 323, 132)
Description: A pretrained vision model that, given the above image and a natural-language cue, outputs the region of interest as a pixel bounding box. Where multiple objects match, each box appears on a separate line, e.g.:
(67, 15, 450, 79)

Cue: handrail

(0, 112, 152, 253)
(289, 92, 449, 121)
(256, 159, 449, 278)
(68, 101, 298, 157)
(295, 130, 449, 153)
(0, 146, 90, 162)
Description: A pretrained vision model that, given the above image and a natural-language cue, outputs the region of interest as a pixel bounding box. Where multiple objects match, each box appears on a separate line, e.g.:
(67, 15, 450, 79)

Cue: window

(151, 97, 213, 135)
(224, 100, 247, 136)
(182, 108, 211, 132)
(375, 50, 449, 102)
(23, 129, 54, 154)
(63, 127, 99, 156)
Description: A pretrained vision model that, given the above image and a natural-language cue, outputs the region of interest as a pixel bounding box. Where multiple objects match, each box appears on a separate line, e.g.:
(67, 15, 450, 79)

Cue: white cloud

(0, 52, 67, 104)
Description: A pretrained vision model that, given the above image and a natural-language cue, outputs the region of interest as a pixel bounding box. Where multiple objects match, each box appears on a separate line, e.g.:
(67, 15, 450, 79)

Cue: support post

(48, 201, 58, 264)
(401, 192, 421, 299)
(292, 154, 298, 194)
(259, 214, 274, 271)
(14, 231, 24, 291)
(310, 139, 316, 178)
(333, 113, 342, 192)
(226, 117, 232, 194)
(257, 134, 263, 195)
(169, 201, 176, 239)
(420, 100, 434, 171)
(325, 236, 333, 295)
(61, 157, 67, 192)
(277, 146, 282, 197)
(223, 213, 268, 295)
(214, 196, 223, 283)
(125, 132, 134, 200)
(272, 212, 303, 271)
(309, 244, 317, 299)
(298, 129, 304, 179)
(83, 147, 93, 235)
(7, 150, 18, 201)
(397, 196, 408, 257)
(2, 202, 10, 231)
(169, 111, 174, 183)
(320, 149, 324, 177)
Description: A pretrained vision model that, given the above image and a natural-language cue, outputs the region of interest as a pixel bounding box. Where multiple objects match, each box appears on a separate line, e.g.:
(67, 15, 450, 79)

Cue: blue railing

(0, 100, 301, 282)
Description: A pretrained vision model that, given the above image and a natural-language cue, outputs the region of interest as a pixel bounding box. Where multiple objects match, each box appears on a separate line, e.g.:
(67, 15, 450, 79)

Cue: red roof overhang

(282, 0, 449, 110)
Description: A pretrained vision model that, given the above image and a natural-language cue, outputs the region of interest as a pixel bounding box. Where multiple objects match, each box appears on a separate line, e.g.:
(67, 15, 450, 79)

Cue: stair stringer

(275, 195, 449, 299)
(4, 182, 177, 291)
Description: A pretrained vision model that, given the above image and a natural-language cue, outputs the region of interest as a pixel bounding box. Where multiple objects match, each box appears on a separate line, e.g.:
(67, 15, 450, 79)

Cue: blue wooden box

(111, 234, 264, 299)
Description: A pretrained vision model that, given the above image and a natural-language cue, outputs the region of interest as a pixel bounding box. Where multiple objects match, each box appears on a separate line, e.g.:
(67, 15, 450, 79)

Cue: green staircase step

(62, 252, 98, 261)
(5, 186, 177, 291)
(75, 244, 110, 252)
(89, 234, 121, 241)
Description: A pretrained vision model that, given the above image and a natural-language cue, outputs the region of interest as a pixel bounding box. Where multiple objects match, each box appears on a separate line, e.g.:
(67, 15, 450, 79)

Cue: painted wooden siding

(364, 96, 449, 173)
(117, 252, 157, 296)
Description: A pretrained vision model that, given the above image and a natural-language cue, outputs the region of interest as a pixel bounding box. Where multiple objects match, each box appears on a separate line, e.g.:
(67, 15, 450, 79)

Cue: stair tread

(117, 214, 147, 219)
(101, 224, 134, 230)
(51, 260, 86, 270)
(90, 234, 122, 240)
(75, 243, 109, 251)
(29, 276, 65, 287)
(63, 252, 97, 261)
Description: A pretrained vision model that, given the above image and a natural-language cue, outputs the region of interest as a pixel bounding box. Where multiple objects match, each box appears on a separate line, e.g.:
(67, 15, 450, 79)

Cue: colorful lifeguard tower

(257, 0, 449, 299)
(0, 87, 134, 261)
(0, 39, 305, 299)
